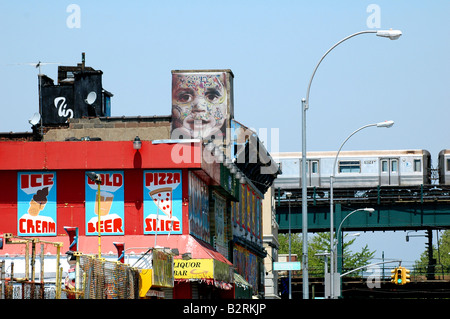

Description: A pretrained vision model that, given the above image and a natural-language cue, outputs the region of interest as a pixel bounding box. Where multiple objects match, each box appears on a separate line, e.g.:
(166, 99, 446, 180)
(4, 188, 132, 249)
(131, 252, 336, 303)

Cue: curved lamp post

(334, 208, 375, 267)
(286, 191, 292, 299)
(86, 172, 102, 257)
(329, 121, 394, 298)
(335, 208, 374, 246)
(301, 29, 401, 299)
(331, 208, 374, 298)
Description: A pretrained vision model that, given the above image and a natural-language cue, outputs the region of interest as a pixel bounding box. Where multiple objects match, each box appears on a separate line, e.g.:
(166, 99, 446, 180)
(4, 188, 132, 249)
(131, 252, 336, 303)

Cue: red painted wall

(0, 168, 186, 237)
(0, 141, 202, 170)
(0, 171, 17, 232)
(0, 140, 209, 254)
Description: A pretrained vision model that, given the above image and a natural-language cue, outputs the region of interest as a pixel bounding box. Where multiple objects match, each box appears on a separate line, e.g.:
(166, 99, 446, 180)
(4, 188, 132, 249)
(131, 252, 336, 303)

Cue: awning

(141, 235, 232, 265)
(234, 272, 252, 290)
(234, 272, 253, 299)
(60, 234, 231, 265)
(142, 235, 234, 289)
(38, 234, 234, 289)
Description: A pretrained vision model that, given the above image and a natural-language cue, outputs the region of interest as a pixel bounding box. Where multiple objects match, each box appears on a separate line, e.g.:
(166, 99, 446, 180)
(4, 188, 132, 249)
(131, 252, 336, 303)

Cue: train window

(311, 161, 318, 174)
(381, 160, 388, 172)
(413, 159, 421, 172)
(338, 161, 360, 173)
(391, 160, 398, 172)
(447, 159, 450, 171)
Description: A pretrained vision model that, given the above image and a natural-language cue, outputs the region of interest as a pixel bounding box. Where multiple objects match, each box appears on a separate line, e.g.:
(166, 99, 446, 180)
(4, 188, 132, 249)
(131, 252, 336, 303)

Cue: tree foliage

(414, 230, 450, 275)
(278, 232, 375, 276)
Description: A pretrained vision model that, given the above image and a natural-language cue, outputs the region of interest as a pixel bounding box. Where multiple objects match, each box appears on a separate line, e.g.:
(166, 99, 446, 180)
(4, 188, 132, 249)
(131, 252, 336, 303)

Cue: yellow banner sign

(174, 259, 214, 279)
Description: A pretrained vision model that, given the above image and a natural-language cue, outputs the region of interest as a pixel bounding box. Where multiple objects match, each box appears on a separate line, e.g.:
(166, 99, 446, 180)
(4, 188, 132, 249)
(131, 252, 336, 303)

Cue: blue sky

(1, 1, 449, 265)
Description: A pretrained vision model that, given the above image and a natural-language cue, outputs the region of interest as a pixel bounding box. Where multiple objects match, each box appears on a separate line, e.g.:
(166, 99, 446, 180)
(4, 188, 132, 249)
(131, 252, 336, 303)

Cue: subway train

(272, 149, 439, 189)
(438, 149, 450, 185)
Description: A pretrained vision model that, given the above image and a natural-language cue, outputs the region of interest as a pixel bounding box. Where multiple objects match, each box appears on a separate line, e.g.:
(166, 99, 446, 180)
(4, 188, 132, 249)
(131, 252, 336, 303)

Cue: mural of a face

(171, 72, 227, 139)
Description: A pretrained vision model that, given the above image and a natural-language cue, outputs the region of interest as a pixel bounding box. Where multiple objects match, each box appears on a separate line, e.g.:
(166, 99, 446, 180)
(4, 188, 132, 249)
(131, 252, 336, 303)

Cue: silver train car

(438, 150, 450, 185)
(273, 149, 431, 189)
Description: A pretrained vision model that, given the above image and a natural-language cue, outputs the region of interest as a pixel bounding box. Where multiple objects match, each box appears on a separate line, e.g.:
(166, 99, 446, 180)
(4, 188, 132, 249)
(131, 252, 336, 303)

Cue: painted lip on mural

(185, 117, 212, 126)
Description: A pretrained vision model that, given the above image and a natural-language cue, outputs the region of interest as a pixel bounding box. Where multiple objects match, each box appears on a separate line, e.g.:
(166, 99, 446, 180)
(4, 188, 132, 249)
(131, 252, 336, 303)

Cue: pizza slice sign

(150, 187, 173, 218)
(143, 170, 182, 235)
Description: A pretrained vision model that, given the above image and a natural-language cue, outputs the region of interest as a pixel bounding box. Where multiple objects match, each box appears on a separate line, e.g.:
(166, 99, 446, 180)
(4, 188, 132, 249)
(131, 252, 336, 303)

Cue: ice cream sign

(85, 171, 124, 236)
(17, 172, 57, 236)
(143, 170, 182, 235)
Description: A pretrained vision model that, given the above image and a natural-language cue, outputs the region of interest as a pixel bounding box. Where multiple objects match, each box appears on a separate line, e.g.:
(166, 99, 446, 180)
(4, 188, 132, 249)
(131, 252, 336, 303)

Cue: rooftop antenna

(28, 112, 41, 126)
(16, 61, 61, 136)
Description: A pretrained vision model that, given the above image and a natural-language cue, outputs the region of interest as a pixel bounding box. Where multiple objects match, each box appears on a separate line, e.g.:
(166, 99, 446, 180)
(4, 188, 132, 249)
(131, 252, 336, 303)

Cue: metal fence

(1, 256, 140, 299)
(3, 282, 62, 299)
(79, 255, 140, 299)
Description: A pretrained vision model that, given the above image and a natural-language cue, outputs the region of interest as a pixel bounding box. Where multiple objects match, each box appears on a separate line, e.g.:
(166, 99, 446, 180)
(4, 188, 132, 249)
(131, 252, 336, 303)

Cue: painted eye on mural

(176, 89, 194, 103)
(204, 89, 222, 103)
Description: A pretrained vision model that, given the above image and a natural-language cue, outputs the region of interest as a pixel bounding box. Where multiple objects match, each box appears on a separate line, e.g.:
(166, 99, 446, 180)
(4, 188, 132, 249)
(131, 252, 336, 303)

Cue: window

(381, 160, 388, 172)
(391, 160, 398, 172)
(413, 159, 421, 172)
(338, 161, 360, 173)
(311, 161, 318, 174)
(447, 159, 450, 172)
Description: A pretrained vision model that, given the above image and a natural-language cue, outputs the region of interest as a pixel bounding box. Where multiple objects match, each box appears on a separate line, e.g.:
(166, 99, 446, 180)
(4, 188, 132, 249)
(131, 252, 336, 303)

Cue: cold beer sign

(143, 170, 182, 235)
(17, 172, 57, 236)
(85, 171, 124, 236)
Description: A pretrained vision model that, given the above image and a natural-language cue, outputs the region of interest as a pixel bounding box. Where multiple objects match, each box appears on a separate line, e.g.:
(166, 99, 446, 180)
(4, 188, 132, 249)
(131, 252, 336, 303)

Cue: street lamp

(376, 29, 403, 40)
(330, 208, 374, 298)
(329, 121, 393, 298)
(301, 30, 401, 299)
(86, 172, 102, 257)
(133, 136, 142, 150)
(335, 208, 375, 250)
(285, 191, 293, 299)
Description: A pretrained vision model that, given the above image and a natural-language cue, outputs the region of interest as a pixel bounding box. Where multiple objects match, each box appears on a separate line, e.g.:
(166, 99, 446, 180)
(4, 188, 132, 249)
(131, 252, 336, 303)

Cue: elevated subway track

(275, 185, 450, 233)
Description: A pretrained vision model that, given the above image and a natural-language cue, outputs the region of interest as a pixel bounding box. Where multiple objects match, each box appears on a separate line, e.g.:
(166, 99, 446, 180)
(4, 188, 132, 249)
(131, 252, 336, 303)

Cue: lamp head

(133, 136, 142, 150)
(376, 29, 402, 40)
(86, 172, 101, 184)
(376, 120, 394, 128)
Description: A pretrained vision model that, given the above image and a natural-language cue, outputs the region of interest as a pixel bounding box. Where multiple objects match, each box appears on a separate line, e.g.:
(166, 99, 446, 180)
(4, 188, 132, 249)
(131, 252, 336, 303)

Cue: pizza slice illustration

(149, 187, 173, 218)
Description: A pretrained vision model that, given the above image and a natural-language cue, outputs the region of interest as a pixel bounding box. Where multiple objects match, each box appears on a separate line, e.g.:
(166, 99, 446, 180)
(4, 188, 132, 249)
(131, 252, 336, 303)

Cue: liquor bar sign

(17, 172, 57, 236)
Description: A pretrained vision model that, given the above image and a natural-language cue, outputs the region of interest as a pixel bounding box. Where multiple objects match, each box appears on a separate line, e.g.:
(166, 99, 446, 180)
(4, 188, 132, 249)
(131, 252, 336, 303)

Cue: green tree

(278, 232, 375, 277)
(414, 230, 450, 277)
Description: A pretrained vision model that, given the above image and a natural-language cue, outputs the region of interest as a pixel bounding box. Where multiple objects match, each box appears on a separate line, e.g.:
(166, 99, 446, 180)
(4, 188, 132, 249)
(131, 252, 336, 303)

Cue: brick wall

(43, 116, 172, 142)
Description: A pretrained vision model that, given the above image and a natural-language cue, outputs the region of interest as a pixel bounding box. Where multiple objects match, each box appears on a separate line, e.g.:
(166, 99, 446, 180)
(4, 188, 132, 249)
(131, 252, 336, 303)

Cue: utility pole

(426, 228, 435, 280)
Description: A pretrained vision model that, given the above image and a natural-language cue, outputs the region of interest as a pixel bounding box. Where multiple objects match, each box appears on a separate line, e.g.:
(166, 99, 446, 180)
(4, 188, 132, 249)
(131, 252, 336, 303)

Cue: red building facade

(0, 65, 278, 298)
(0, 139, 268, 298)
